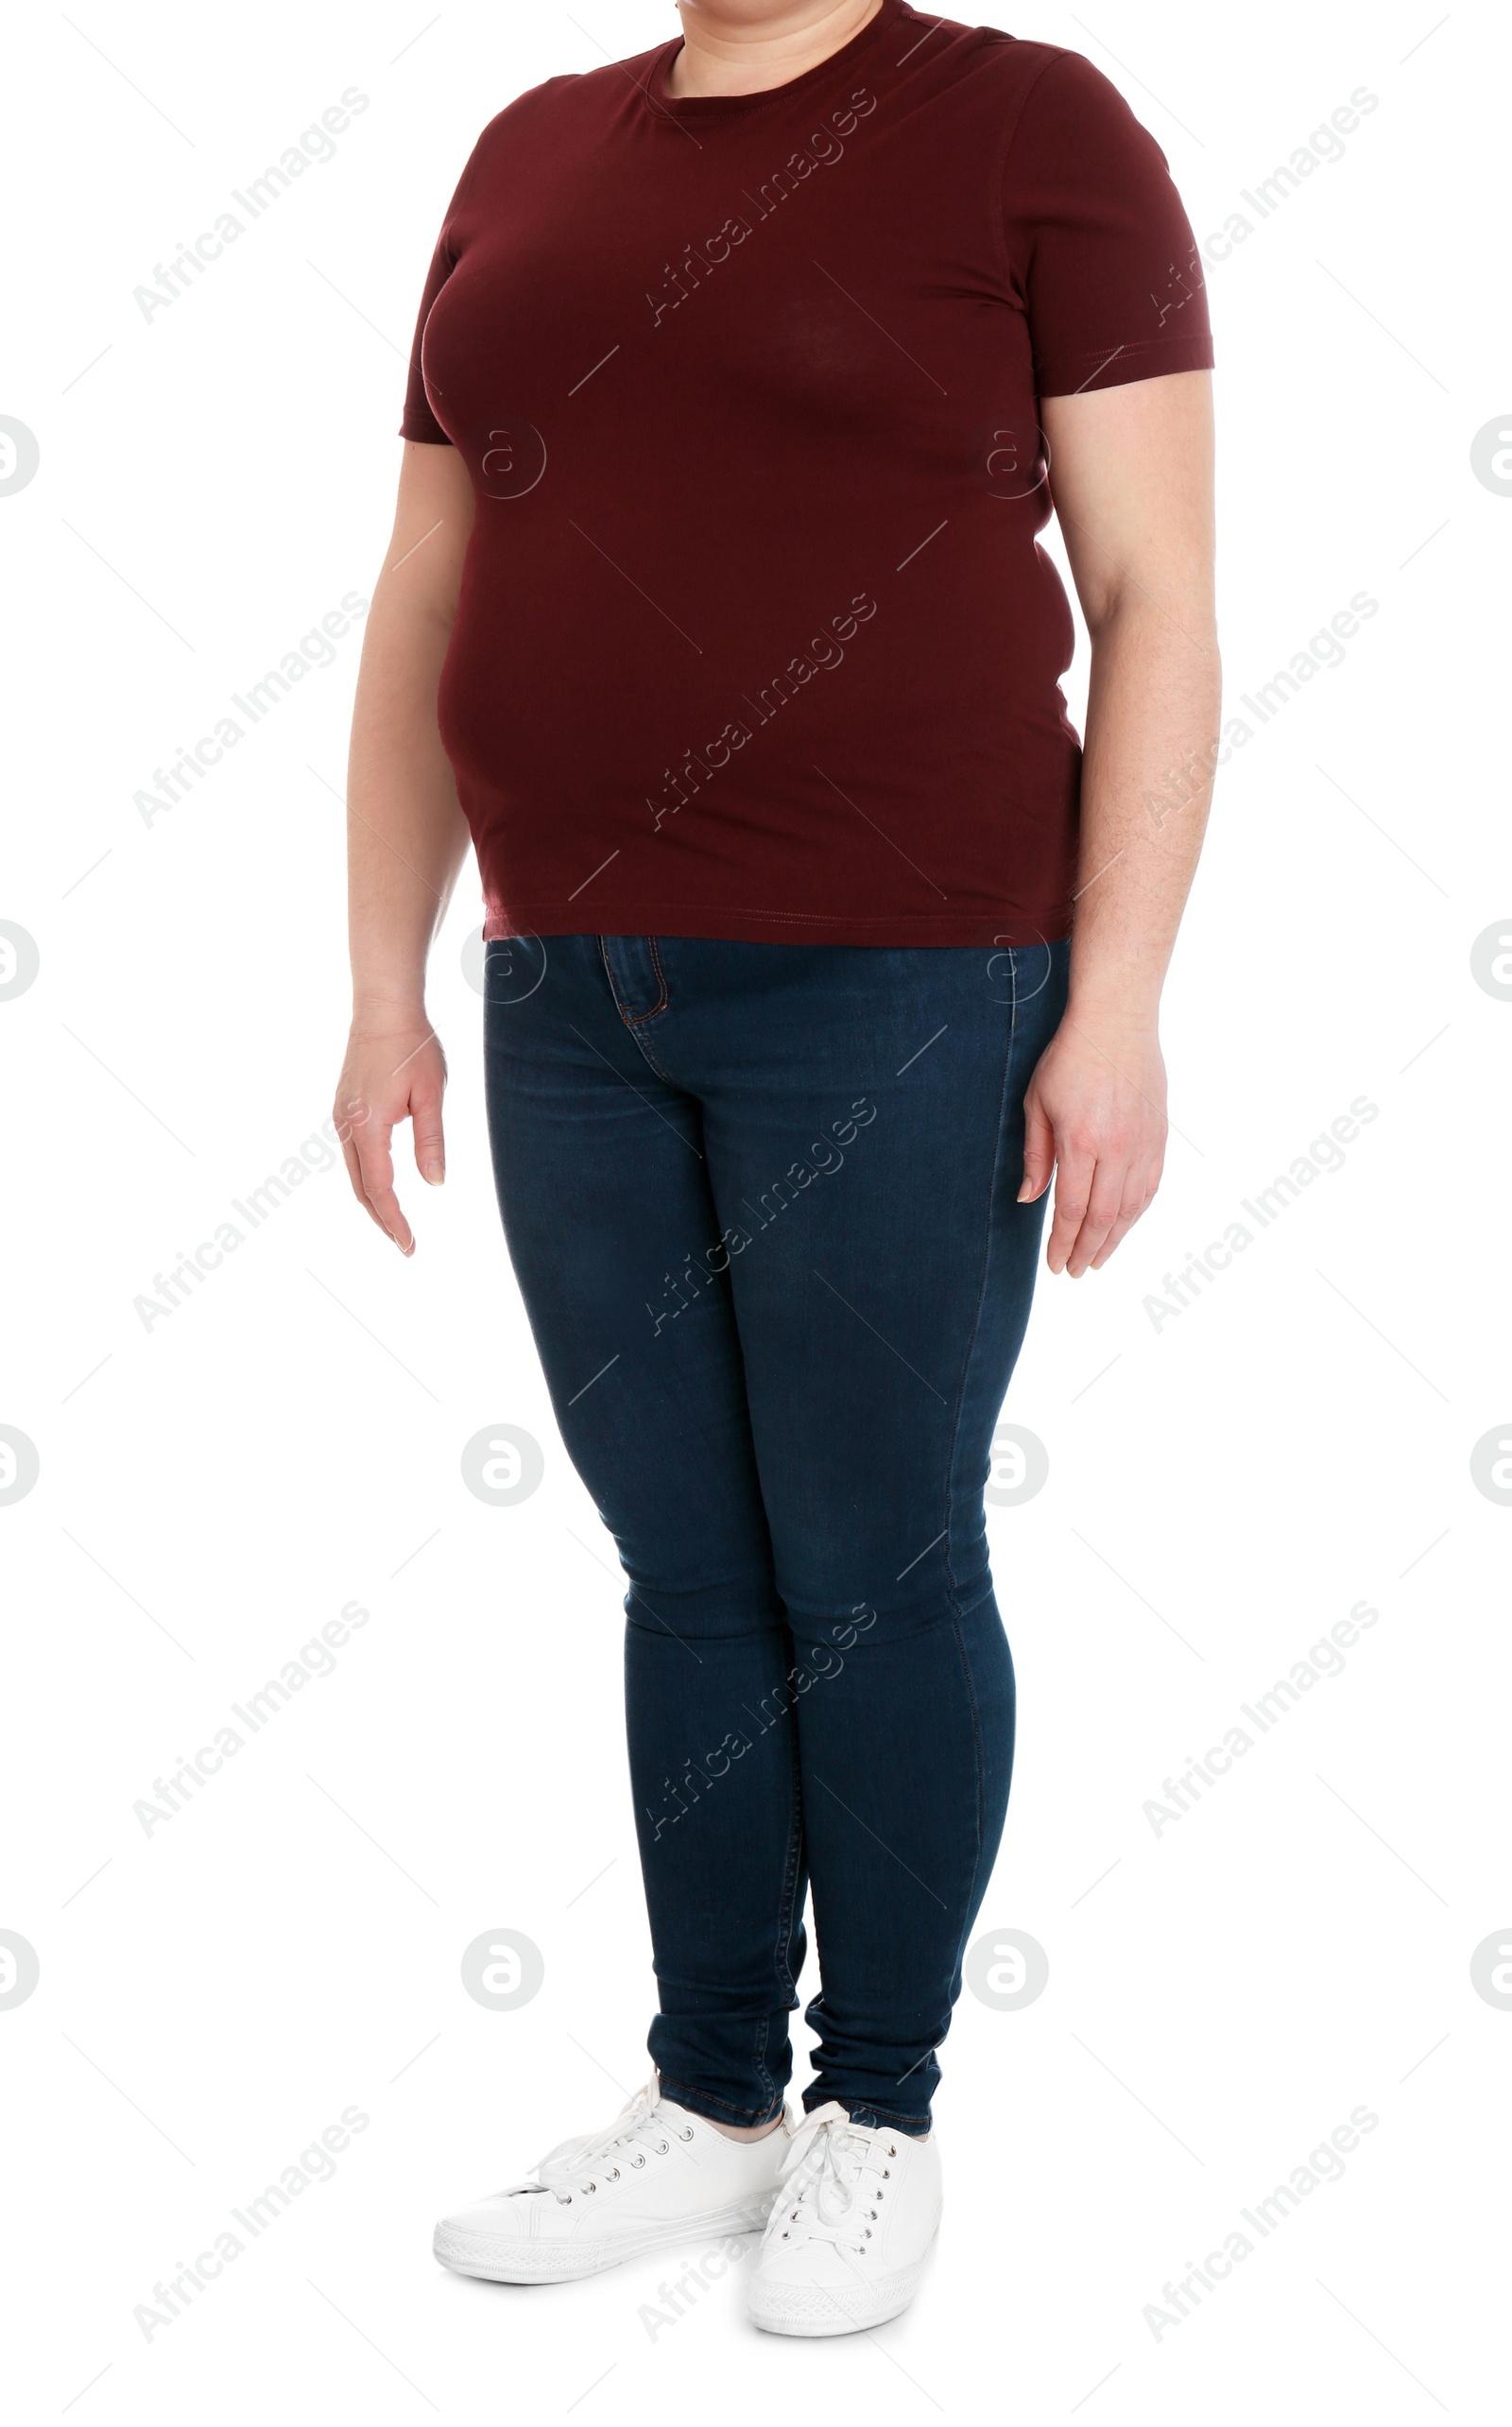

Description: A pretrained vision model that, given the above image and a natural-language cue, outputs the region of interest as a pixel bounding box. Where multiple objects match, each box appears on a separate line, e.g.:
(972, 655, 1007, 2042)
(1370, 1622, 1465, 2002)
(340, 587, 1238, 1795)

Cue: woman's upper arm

(377, 440, 476, 626)
(1041, 370, 1215, 635)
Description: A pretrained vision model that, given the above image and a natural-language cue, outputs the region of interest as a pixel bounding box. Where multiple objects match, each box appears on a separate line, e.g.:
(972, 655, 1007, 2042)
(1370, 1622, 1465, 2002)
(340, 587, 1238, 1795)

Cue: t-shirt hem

(482, 904, 1074, 949)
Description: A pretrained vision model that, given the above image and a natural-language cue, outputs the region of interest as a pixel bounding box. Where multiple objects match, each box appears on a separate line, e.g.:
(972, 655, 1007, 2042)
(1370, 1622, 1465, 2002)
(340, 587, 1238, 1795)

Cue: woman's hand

(1020, 1013, 1167, 1277)
(334, 1007, 448, 1256)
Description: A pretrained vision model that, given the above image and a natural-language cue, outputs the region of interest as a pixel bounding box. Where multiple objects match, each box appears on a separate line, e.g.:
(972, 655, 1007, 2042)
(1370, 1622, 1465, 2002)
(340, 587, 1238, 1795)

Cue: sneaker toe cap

(434, 2193, 539, 2267)
(756, 2235, 864, 2292)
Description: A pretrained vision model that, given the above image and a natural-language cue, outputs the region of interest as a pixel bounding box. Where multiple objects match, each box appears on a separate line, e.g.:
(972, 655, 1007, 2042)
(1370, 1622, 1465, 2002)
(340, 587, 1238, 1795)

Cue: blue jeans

(484, 933, 1069, 2133)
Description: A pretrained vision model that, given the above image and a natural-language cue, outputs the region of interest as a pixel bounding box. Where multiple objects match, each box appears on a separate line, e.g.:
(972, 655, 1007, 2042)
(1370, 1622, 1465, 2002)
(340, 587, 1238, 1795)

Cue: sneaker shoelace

(766, 2104, 894, 2257)
(529, 2079, 695, 2205)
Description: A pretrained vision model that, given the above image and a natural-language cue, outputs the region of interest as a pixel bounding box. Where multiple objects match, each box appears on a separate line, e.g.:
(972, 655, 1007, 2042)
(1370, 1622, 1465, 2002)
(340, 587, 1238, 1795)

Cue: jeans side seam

(940, 948, 1020, 1890)
(752, 2011, 775, 2109)
(772, 1708, 805, 2006)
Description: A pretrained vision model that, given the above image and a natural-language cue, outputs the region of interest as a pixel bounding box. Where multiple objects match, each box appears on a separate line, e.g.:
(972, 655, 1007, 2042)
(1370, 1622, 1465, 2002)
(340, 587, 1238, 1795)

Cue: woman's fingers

(1047, 1128, 1166, 1277)
(410, 1069, 447, 1186)
(1087, 1158, 1159, 1270)
(343, 1095, 414, 1255)
(1061, 1148, 1131, 1277)
(1019, 1087, 1056, 1204)
(336, 1104, 392, 1237)
(1044, 1136, 1095, 1273)
(339, 1131, 393, 1238)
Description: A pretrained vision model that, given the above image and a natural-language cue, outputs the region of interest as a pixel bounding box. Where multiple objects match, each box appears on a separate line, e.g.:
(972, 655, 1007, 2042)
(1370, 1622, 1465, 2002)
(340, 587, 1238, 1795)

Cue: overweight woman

(334, 0, 1216, 2337)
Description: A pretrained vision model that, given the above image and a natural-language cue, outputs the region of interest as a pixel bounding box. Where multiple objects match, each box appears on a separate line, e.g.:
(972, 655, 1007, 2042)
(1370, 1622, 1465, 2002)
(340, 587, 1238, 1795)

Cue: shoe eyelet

(679, 2126, 694, 2140)
(585, 2181, 596, 2195)
(610, 2168, 620, 2180)
(657, 2141, 668, 2154)
(631, 2156, 644, 2169)
(883, 2168, 890, 2178)
(864, 2229, 872, 2239)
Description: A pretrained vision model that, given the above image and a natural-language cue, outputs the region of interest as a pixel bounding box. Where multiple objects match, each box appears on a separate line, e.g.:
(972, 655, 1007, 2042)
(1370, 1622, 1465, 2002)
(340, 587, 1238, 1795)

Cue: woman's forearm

(1067, 591, 1221, 1033)
(345, 443, 477, 1017)
(346, 591, 472, 1013)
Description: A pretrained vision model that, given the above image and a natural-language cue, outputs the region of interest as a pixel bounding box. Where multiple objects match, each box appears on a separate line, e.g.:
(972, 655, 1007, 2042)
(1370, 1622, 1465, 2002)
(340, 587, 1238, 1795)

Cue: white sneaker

(433, 2075, 791, 2284)
(747, 2103, 941, 2336)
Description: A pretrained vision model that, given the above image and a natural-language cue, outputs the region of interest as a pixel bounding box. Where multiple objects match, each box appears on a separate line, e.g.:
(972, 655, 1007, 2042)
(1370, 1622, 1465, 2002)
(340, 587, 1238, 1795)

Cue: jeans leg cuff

(806, 2093, 932, 2137)
(659, 2074, 786, 2130)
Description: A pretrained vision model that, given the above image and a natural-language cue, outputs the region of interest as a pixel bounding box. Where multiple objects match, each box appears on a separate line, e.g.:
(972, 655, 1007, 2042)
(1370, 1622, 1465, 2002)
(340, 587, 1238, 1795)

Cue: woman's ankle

(707, 2112, 784, 2142)
(662, 2094, 783, 2142)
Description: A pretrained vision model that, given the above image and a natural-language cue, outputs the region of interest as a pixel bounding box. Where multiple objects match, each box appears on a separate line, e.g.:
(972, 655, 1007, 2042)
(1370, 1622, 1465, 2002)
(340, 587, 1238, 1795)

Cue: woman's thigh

(482, 932, 779, 1616)
(644, 936, 1071, 1629)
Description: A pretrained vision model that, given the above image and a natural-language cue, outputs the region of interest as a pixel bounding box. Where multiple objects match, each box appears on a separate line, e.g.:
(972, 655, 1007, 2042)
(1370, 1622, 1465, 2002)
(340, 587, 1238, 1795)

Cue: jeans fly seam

(646, 934, 669, 1014)
(599, 932, 670, 1025)
(628, 1024, 679, 1083)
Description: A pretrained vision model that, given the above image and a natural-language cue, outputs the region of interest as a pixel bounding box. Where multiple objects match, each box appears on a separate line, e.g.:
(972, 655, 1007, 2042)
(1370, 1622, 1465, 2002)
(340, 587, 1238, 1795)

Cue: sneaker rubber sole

(434, 2197, 773, 2285)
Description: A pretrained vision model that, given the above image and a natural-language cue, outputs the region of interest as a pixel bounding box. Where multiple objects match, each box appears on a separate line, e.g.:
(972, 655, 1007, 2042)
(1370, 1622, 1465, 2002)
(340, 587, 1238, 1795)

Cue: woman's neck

(664, 0, 885, 99)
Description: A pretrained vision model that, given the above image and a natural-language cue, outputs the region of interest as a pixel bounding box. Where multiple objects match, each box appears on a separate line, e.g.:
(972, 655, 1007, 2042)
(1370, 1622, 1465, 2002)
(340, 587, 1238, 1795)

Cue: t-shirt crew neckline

(646, 0, 906, 118)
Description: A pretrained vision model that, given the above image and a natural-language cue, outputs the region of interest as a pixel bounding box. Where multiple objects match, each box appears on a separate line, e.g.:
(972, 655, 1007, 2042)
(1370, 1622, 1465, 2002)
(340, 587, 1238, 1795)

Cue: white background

(3, 1, 1507, 2418)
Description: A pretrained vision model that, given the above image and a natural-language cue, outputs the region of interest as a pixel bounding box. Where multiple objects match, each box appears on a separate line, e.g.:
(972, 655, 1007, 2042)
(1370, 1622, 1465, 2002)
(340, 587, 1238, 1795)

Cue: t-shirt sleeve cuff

(1036, 330, 1214, 398)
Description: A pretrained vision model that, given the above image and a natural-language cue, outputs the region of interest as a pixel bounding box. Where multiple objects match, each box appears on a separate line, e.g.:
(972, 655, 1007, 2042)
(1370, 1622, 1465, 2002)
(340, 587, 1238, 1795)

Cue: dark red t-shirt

(400, 0, 1212, 946)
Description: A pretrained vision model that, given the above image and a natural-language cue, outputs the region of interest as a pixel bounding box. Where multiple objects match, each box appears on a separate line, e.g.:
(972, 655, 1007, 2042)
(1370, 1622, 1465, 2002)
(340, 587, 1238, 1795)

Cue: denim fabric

(484, 932, 1069, 2132)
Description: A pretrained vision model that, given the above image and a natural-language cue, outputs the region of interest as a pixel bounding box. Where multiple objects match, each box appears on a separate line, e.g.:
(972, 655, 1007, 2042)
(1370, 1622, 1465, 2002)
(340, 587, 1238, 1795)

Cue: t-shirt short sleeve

(398, 128, 492, 442)
(1002, 50, 1213, 399)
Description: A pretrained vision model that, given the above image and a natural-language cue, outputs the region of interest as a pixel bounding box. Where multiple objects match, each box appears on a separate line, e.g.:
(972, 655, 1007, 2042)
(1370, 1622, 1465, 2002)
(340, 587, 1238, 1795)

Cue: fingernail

(424, 1163, 445, 1185)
